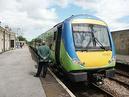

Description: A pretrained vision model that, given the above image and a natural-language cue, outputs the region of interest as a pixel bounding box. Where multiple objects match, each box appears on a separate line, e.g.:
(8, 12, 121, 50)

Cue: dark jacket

(37, 45, 50, 62)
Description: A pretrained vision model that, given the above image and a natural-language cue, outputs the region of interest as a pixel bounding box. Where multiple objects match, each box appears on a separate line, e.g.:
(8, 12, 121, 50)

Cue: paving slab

(0, 46, 46, 97)
(41, 70, 71, 97)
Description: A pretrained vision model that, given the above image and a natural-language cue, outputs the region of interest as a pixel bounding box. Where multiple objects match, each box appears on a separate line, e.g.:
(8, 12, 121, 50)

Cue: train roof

(53, 14, 106, 27)
(64, 14, 102, 21)
(37, 14, 107, 39)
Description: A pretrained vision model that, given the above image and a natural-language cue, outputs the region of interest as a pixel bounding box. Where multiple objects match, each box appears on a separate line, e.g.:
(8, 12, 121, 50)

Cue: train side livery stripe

(60, 40, 85, 71)
(72, 19, 107, 26)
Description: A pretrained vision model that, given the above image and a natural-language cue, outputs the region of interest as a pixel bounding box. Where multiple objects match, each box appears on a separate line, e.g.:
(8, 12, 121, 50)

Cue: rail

(92, 83, 114, 97)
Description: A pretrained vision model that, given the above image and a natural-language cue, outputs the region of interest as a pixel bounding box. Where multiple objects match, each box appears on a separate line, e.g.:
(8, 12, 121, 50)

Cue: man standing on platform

(34, 41, 50, 78)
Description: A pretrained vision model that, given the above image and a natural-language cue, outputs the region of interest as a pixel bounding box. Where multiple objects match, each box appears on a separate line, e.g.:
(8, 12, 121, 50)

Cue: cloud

(0, 0, 18, 12)
(54, 0, 70, 8)
(74, 0, 98, 10)
(1, 0, 129, 41)
(0, 0, 58, 41)
(74, 0, 129, 31)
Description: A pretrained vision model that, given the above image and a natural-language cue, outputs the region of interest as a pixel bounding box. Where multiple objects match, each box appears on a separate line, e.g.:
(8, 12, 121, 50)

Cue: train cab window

(72, 24, 111, 50)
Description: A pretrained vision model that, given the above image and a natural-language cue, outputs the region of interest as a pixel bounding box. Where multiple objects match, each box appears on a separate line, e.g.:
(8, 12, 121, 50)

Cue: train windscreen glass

(72, 24, 111, 50)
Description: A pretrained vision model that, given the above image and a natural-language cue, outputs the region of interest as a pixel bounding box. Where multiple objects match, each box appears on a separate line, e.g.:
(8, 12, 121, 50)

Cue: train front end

(62, 15, 116, 82)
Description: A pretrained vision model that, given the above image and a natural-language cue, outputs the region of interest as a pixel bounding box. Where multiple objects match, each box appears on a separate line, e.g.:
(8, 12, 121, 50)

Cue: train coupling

(105, 68, 115, 78)
(92, 74, 104, 85)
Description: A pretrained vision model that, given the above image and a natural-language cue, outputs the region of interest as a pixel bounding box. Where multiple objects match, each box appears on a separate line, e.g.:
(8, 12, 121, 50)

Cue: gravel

(115, 73, 129, 85)
(102, 78, 129, 97)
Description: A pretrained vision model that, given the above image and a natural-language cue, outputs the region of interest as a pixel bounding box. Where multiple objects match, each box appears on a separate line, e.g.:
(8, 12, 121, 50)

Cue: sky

(0, 0, 129, 41)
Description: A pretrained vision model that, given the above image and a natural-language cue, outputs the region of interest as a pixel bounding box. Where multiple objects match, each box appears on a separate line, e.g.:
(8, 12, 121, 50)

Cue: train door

(55, 25, 62, 65)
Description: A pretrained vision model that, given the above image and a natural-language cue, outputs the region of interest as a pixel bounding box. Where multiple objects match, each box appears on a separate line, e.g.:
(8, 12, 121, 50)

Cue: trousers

(36, 62, 48, 78)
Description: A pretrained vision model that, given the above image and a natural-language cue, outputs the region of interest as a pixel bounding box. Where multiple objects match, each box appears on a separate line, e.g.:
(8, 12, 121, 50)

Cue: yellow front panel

(77, 51, 112, 69)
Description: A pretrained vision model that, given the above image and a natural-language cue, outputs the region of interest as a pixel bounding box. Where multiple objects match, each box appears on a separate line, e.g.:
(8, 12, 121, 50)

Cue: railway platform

(0, 46, 46, 97)
(0, 46, 73, 97)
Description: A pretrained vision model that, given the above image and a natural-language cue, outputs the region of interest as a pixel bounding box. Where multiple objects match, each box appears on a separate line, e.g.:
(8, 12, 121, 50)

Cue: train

(32, 14, 116, 83)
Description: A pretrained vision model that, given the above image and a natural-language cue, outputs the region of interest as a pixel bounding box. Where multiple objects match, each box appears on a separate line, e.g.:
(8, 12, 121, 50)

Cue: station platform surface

(116, 54, 129, 64)
(0, 46, 46, 97)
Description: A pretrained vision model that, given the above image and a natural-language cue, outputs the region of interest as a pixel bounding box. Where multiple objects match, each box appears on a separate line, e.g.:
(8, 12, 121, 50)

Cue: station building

(0, 27, 4, 53)
(111, 29, 129, 55)
(0, 26, 16, 53)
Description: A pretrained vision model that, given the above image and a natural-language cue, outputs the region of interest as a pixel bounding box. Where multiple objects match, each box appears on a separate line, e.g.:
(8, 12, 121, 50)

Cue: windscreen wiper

(84, 37, 92, 51)
(94, 37, 107, 50)
(90, 29, 107, 50)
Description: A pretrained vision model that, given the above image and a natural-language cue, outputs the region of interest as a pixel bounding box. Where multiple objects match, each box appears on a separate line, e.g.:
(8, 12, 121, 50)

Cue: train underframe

(52, 65, 115, 84)
(67, 67, 115, 83)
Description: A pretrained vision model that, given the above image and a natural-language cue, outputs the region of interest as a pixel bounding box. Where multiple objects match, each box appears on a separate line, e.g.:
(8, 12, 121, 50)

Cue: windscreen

(72, 24, 111, 51)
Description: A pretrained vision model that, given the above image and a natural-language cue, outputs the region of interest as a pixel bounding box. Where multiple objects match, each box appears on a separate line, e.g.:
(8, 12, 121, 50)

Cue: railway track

(108, 70, 129, 88)
(49, 64, 129, 97)
(109, 76, 129, 88)
(50, 67, 114, 97)
(92, 83, 114, 97)
(62, 81, 114, 97)
(51, 70, 114, 97)
(46, 65, 129, 96)
(115, 69, 129, 78)
(115, 63, 129, 73)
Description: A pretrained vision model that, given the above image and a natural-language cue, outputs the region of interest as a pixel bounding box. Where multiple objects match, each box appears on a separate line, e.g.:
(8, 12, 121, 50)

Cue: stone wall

(112, 30, 129, 55)
(0, 26, 16, 53)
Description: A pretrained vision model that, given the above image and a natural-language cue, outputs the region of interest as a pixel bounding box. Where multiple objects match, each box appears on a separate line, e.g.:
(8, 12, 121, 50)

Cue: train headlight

(112, 56, 116, 61)
(108, 56, 116, 64)
(72, 58, 85, 66)
(72, 58, 80, 64)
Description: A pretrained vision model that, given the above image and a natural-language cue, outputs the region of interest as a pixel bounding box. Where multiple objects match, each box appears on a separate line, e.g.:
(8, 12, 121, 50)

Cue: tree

(17, 35, 27, 42)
